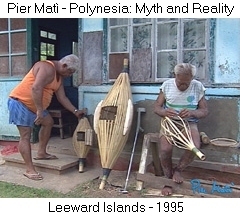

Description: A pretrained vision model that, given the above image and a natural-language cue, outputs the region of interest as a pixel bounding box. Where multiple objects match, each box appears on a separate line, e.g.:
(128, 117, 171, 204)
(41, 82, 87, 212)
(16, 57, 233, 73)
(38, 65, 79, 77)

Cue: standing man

(153, 63, 208, 196)
(8, 54, 86, 180)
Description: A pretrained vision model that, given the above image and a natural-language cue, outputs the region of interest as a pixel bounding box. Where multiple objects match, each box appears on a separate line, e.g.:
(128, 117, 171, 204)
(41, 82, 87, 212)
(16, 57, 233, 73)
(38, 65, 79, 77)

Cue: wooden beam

(136, 173, 240, 198)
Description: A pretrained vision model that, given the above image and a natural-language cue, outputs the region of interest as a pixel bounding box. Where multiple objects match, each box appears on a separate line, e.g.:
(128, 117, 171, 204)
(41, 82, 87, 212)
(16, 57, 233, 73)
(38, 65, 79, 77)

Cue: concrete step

(31, 136, 77, 156)
(2, 150, 79, 175)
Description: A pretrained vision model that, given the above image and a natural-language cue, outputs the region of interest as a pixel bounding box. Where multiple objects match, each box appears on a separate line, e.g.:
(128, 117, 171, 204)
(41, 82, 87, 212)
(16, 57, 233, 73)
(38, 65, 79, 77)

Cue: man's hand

(34, 110, 44, 125)
(165, 108, 178, 118)
(178, 109, 192, 118)
(74, 108, 88, 119)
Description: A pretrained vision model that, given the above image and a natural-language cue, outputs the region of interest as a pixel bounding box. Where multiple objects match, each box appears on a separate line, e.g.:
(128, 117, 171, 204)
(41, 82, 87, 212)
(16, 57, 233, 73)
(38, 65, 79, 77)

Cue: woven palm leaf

(72, 116, 93, 173)
(94, 59, 133, 189)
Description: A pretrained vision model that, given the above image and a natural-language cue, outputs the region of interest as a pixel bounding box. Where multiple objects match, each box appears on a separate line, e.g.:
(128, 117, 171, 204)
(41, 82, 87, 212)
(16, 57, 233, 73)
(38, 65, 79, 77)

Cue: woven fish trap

(161, 116, 205, 161)
(97, 72, 133, 169)
(94, 59, 133, 189)
(72, 117, 93, 172)
(73, 117, 92, 157)
(73, 129, 92, 158)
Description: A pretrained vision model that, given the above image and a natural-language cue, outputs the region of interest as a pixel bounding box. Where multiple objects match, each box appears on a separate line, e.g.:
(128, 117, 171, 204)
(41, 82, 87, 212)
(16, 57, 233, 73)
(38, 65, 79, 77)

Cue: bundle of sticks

(161, 116, 206, 161)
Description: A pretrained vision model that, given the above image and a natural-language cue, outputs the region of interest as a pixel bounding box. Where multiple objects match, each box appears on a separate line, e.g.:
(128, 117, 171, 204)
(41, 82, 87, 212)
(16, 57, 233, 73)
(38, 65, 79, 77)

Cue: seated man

(153, 63, 208, 196)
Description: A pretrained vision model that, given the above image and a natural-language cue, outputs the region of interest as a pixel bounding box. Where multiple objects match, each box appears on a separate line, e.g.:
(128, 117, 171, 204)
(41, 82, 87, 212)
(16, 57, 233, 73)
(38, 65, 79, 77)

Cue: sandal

(33, 154, 58, 160)
(23, 172, 43, 180)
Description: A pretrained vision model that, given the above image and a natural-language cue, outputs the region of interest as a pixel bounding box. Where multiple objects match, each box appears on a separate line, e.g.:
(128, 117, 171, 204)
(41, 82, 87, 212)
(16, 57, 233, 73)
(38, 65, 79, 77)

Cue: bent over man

(8, 54, 86, 180)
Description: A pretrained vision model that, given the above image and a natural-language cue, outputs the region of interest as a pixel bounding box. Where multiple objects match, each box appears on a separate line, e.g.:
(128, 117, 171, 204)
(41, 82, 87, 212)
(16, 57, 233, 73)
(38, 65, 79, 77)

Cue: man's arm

(32, 62, 55, 113)
(54, 83, 77, 114)
(153, 91, 178, 118)
(55, 83, 87, 119)
(191, 96, 209, 119)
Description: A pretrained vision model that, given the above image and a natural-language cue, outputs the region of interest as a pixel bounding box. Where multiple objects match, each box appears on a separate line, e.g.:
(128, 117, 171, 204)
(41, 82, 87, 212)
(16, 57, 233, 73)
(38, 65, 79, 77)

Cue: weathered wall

(199, 98, 239, 140)
(0, 79, 21, 140)
(214, 19, 240, 84)
(77, 18, 240, 169)
(78, 85, 240, 155)
(79, 85, 240, 172)
(82, 31, 103, 84)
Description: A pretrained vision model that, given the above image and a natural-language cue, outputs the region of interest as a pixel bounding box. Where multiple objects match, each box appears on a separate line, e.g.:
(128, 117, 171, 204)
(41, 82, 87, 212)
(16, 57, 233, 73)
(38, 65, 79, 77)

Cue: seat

(48, 109, 77, 139)
(136, 133, 164, 191)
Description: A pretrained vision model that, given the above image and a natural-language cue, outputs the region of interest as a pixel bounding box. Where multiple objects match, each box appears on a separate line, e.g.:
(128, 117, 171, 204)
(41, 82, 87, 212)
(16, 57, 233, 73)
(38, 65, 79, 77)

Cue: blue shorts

(8, 97, 48, 127)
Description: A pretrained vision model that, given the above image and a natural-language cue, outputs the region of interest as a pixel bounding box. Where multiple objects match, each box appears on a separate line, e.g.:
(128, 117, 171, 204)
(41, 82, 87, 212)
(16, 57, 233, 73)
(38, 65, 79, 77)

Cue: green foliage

(0, 181, 65, 198)
(0, 179, 143, 198)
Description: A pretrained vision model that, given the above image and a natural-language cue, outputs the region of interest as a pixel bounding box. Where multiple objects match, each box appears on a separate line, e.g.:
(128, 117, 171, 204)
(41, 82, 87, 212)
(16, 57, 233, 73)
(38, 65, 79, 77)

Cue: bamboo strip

(161, 116, 205, 161)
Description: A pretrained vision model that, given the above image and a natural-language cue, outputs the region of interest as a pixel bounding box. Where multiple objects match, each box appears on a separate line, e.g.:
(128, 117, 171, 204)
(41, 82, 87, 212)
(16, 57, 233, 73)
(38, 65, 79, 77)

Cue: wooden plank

(136, 173, 240, 198)
(131, 48, 152, 82)
(3, 151, 79, 174)
(146, 133, 240, 174)
(172, 158, 240, 175)
(173, 141, 240, 165)
(83, 31, 103, 84)
(148, 132, 159, 143)
(150, 142, 164, 176)
(109, 53, 129, 79)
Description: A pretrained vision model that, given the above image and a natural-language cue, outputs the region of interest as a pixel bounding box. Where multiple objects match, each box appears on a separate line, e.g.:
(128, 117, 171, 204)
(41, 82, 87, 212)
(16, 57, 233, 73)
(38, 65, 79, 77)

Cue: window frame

(39, 27, 58, 60)
(0, 18, 28, 77)
(107, 18, 210, 84)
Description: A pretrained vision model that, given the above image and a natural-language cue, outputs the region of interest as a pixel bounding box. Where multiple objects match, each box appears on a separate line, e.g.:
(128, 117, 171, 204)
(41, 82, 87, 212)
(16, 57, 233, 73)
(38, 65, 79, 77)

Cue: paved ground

(0, 164, 101, 194)
(0, 141, 141, 195)
(1, 137, 240, 198)
(0, 139, 99, 194)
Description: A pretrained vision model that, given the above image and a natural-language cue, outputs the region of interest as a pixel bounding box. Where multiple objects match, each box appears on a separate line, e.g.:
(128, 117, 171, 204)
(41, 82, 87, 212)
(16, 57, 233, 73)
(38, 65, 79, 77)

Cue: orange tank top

(9, 61, 61, 113)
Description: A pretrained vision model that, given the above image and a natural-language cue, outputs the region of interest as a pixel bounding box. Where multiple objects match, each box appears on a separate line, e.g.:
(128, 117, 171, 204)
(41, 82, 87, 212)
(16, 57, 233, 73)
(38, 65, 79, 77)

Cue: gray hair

(174, 63, 196, 77)
(59, 54, 80, 72)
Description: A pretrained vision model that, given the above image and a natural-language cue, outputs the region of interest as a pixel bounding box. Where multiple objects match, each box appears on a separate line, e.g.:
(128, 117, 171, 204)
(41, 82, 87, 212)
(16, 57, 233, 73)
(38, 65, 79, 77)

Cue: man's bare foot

(161, 186, 173, 196)
(173, 169, 184, 183)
